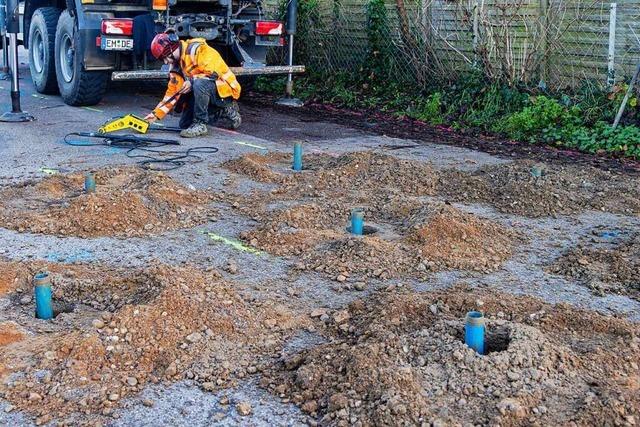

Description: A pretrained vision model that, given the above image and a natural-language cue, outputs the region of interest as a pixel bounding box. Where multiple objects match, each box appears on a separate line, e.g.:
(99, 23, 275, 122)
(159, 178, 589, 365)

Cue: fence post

(607, 2, 617, 86)
(539, 0, 549, 86)
(472, 0, 479, 65)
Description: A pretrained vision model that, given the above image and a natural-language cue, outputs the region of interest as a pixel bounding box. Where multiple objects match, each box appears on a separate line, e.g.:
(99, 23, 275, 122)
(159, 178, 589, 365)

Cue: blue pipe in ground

(84, 172, 96, 193)
(465, 311, 485, 354)
(292, 142, 303, 171)
(351, 208, 364, 235)
(34, 272, 53, 320)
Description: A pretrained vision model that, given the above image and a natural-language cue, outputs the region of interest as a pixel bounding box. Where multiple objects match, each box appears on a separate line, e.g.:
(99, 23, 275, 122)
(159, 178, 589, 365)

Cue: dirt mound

(406, 204, 516, 271)
(548, 234, 640, 300)
(262, 287, 640, 426)
(224, 151, 439, 197)
(0, 262, 309, 424)
(289, 202, 515, 279)
(439, 160, 640, 217)
(299, 236, 419, 281)
(223, 152, 290, 183)
(0, 167, 215, 238)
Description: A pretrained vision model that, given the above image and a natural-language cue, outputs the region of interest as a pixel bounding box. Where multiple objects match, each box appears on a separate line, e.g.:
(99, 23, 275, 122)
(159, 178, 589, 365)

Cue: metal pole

(612, 61, 640, 129)
(285, 34, 294, 96)
(607, 3, 617, 87)
(0, 0, 35, 122)
(276, 0, 303, 107)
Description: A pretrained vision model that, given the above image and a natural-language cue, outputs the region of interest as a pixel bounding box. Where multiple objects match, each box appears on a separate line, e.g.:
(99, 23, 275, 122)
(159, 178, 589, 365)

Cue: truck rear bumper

(111, 65, 305, 81)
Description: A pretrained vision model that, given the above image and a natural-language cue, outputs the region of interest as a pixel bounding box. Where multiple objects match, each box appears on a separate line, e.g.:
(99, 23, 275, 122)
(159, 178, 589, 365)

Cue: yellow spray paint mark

(82, 106, 103, 113)
(202, 231, 263, 255)
(231, 140, 267, 150)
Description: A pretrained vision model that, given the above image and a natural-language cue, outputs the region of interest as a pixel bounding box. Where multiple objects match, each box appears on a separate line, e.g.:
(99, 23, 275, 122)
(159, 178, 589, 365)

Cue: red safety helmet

(150, 31, 180, 60)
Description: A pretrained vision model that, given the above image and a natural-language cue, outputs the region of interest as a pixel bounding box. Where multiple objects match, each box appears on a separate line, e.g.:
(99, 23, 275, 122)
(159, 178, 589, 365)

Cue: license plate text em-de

(101, 38, 133, 51)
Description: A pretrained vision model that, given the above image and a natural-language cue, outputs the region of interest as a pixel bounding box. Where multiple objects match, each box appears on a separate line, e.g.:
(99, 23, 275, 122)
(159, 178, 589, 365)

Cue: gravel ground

(0, 48, 639, 425)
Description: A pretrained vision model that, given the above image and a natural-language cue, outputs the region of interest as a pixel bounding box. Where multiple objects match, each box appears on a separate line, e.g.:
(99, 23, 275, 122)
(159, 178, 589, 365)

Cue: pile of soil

(0, 262, 309, 425)
(439, 160, 640, 217)
(298, 236, 419, 281)
(292, 202, 515, 280)
(0, 167, 215, 238)
(405, 204, 516, 271)
(548, 234, 640, 300)
(223, 152, 290, 184)
(224, 151, 439, 197)
(262, 287, 640, 426)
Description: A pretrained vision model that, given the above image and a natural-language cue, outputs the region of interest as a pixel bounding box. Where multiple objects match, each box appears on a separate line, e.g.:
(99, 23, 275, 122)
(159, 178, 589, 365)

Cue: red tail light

(101, 19, 134, 36)
(255, 21, 283, 36)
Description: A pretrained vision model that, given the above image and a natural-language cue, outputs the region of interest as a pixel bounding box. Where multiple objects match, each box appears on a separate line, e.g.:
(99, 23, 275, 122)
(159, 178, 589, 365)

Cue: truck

(3, 0, 300, 106)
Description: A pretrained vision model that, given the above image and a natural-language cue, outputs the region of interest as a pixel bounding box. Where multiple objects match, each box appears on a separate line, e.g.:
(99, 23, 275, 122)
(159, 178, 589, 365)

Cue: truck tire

(28, 7, 61, 94)
(54, 10, 108, 106)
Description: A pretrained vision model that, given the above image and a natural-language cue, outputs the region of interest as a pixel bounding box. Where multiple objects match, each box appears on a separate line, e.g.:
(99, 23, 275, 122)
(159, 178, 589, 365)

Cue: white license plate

(101, 38, 133, 51)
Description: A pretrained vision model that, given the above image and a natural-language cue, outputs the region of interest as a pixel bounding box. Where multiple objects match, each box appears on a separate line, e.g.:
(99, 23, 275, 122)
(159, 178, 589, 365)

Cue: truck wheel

(28, 7, 61, 94)
(55, 10, 108, 106)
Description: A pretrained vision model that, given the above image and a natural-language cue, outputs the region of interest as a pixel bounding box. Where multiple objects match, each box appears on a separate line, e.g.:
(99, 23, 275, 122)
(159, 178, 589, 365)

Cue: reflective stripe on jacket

(152, 39, 241, 120)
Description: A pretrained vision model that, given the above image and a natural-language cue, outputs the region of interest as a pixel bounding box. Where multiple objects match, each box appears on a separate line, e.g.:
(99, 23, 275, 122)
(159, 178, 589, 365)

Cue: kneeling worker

(144, 31, 242, 138)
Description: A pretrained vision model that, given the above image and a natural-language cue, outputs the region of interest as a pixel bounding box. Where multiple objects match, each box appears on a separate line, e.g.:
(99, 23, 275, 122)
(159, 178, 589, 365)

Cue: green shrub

(495, 96, 583, 143)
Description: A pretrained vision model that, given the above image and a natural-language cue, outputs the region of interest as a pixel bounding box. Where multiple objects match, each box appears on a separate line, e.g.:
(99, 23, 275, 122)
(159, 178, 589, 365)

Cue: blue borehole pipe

(84, 173, 96, 193)
(34, 272, 53, 320)
(351, 208, 364, 235)
(293, 142, 303, 171)
(465, 311, 485, 354)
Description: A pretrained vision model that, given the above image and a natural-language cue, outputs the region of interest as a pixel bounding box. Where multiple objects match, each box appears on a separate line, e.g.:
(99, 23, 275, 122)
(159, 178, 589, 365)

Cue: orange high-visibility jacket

(152, 38, 241, 120)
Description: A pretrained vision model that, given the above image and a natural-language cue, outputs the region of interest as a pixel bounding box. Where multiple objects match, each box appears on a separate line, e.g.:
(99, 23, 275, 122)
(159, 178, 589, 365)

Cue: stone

(310, 308, 327, 318)
(186, 332, 203, 343)
(19, 295, 31, 305)
(44, 351, 56, 360)
(28, 392, 42, 401)
(108, 393, 120, 402)
(142, 399, 155, 407)
(247, 366, 257, 374)
(92, 319, 105, 329)
(236, 401, 252, 416)
(507, 371, 521, 382)
(497, 398, 526, 418)
(225, 262, 238, 274)
(126, 377, 138, 387)
(329, 393, 349, 411)
(165, 362, 178, 377)
(336, 275, 347, 282)
(333, 310, 350, 324)
(354, 282, 366, 291)
(302, 400, 318, 413)
(4, 405, 14, 413)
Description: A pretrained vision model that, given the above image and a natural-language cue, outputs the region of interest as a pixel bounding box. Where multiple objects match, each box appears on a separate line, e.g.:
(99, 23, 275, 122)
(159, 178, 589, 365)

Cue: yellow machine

(98, 114, 150, 134)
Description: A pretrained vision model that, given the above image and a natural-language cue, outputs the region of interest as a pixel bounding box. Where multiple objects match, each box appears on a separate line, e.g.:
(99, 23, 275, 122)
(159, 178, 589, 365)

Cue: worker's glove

(144, 113, 158, 123)
(178, 79, 193, 94)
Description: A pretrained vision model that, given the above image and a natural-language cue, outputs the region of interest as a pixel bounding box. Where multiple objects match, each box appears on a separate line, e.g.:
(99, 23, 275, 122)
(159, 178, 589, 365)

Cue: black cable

(63, 132, 219, 171)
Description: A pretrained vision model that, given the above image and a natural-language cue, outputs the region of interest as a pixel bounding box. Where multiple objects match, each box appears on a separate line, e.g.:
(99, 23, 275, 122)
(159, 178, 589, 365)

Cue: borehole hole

(345, 225, 378, 235)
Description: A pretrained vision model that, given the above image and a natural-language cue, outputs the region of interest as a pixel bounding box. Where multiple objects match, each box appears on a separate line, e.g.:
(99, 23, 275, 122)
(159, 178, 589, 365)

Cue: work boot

(180, 122, 208, 138)
(220, 101, 242, 130)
